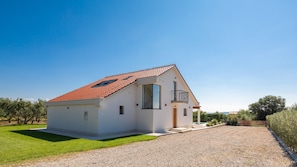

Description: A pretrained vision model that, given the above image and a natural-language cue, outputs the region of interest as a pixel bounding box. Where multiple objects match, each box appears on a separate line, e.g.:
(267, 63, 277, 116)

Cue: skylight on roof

(123, 76, 133, 80)
(92, 79, 118, 88)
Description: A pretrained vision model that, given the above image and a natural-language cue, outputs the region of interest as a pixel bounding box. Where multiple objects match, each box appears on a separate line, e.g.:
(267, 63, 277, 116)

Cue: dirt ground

(16, 126, 296, 167)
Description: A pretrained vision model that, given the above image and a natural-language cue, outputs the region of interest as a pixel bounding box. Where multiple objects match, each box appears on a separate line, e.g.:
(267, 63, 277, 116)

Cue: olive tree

(0, 98, 47, 124)
(249, 95, 286, 120)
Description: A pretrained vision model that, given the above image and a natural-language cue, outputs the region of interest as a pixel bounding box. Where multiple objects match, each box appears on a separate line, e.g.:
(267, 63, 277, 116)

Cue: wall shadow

(100, 134, 142, 141)
(12, 130, 77, 142)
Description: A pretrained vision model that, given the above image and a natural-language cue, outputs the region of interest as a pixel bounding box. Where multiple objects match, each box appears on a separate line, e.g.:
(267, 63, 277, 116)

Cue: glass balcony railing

(171, 90, 189, 103)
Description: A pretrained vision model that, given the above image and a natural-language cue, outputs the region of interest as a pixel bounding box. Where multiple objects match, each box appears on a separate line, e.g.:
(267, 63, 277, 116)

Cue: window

(123, 76, 133, 80)
(92, 79, 118, 88)
(142, 84, 161, 109)
(184, 108, 187, 116)
(119, 106, 124, 115)
(173, 81, 177, 101)
(84, 111, 88, 120)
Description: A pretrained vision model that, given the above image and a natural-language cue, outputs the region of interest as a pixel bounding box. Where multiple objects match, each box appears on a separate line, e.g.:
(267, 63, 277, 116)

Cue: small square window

(119, 106, 124, 115)
(84, 111, 88, 120)
(183, 108, 187, 116)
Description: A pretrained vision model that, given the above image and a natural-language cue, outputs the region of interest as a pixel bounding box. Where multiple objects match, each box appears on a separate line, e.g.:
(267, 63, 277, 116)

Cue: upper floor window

(142, 84, 161, 109)
(173, 81, 177, 101)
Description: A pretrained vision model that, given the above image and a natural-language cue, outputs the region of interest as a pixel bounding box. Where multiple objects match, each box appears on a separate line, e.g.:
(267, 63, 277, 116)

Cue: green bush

(206, 122, 212, 126)
(200, 111, 208, 122)
(207, 112, 227, 122)
(266, 109, 297, 153)
(193, 111, 227, 123)
(193, 111, 208, 123)
(206, 119, 219, 127)
(226, 118, 238, 126)
(211, 119, 218, 125)
(237, 110, 255, 121)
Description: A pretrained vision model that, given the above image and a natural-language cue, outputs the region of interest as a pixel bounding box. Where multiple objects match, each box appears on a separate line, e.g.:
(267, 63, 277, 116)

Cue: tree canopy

(0, 98, 46, 124)
(249, 95, 285, 120)
(236, 109, 256, 121)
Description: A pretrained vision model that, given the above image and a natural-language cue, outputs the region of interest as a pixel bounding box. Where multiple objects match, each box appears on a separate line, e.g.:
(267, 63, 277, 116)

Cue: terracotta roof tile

(49, 64, 175, 102)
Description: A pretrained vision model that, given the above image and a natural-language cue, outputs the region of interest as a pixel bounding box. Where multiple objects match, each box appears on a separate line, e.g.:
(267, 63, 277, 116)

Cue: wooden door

(173, 108, 177, 128)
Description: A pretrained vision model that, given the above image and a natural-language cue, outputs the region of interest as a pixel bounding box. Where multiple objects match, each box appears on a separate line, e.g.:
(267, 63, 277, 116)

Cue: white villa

(46, 64, 200, 137)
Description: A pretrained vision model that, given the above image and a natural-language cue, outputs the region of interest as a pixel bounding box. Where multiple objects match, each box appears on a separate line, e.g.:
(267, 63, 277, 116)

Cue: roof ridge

(104, 64, 176, 78)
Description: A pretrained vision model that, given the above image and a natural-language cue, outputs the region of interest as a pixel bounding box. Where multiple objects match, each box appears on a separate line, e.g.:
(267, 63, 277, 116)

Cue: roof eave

(45, 98, 103, 107)
(171, 66, 200, 106)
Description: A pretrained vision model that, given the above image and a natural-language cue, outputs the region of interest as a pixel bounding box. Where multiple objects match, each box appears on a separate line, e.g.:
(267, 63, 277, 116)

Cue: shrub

(266, 109, 297, 153)
(206, 122, 212, 126)
(206, 112, 227, 122)
(237, 110, 256, 121)
(211, 119, 218, 125)
(226, 118, 238, 126)
(206, 119, 220, 127)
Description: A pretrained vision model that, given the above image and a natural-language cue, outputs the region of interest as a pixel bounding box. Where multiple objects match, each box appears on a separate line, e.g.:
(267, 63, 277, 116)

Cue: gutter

(45, 98, 102, 108)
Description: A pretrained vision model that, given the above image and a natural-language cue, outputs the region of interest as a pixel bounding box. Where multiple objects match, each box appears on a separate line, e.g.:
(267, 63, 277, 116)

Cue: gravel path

(17, 126, 295, 167)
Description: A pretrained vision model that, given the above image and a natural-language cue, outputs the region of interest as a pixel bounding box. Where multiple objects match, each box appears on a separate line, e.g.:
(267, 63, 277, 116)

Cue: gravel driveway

(17, 126, 295, 167)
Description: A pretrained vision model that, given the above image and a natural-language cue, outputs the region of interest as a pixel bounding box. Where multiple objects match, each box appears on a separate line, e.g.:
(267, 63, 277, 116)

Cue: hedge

(266, 110, 297, 153)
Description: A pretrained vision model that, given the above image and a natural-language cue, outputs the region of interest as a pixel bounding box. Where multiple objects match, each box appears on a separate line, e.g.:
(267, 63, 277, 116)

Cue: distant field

(0, 124, 156, 166)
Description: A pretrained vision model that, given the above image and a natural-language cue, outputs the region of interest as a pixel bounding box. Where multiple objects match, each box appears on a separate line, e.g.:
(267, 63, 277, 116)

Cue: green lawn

(0, 124, 156, 165)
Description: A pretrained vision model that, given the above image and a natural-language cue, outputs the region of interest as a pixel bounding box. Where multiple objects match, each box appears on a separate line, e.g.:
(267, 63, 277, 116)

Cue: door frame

(173, 108, 177, 128)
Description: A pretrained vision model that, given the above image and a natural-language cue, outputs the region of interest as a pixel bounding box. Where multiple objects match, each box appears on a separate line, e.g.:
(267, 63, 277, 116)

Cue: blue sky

(1, 0, 296, 112)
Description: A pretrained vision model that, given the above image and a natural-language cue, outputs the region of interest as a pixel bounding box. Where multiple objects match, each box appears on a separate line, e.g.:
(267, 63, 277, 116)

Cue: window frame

(142, 84, 161, 109)
(119, 106, 124, 115)
(173, 81, 177, 101)
(84, 111, 88, 120)
(183, 108, 187, 116)
(92, 79, 118, 88)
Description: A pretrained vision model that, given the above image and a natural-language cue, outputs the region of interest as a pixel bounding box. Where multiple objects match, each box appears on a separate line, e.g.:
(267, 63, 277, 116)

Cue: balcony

(171, 90, 189, 103)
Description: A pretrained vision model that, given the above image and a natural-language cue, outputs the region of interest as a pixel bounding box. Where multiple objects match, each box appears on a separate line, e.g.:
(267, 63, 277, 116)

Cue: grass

(0, 124, 156, 166)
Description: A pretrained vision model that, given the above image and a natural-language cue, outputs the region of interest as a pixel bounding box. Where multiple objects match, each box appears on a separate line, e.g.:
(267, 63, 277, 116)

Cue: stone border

(192, 123, 226, 131)
(269, 128, 297, 163)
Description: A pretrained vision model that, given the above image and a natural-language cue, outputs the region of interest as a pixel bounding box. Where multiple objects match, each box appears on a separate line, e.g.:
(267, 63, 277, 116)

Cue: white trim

(45, 98, 102, 107)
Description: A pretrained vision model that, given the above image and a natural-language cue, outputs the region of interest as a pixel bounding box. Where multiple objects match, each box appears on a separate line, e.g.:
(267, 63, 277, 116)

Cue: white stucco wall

(47, 67, 198, 137)
(135, 84, 154, 132)
(135, 68, 196, 132)
(153, 69, 195, 131)
(174, 104, 194, 128)
(97, 84, 137, 135)
(136, 109, 154, 132)
(47, 104, 99, 136)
